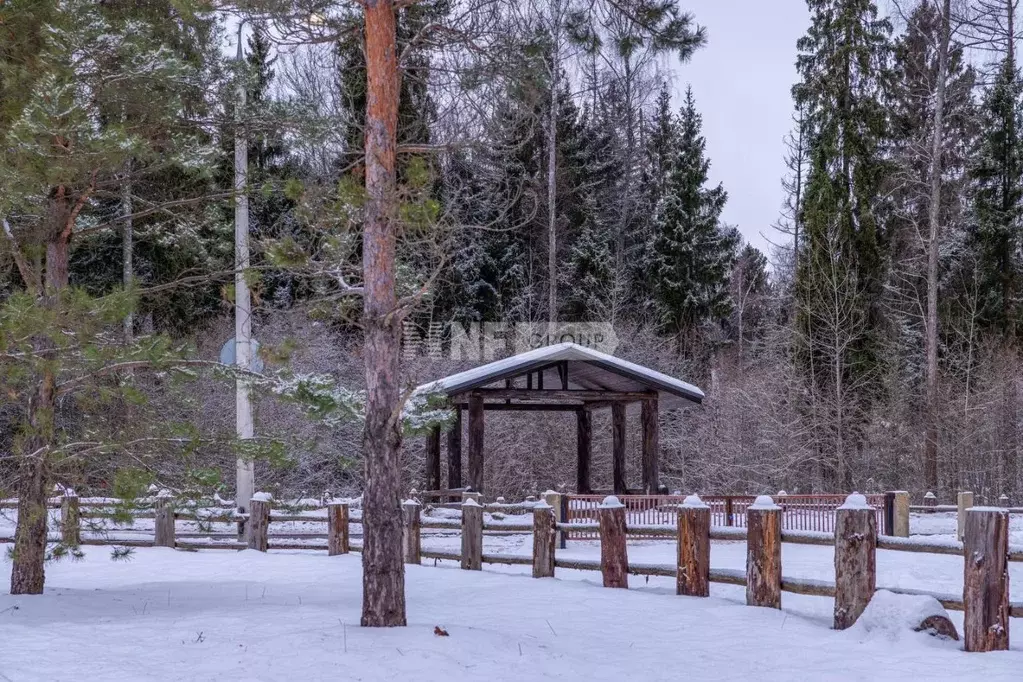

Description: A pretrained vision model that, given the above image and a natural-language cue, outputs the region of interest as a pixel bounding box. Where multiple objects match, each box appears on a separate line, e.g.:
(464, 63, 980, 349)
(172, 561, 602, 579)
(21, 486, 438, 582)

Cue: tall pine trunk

(10, 190, 73, 595)
(923, 0, 951, 492)
(361, 0, 406, 628)
(9, 375, 55, 595)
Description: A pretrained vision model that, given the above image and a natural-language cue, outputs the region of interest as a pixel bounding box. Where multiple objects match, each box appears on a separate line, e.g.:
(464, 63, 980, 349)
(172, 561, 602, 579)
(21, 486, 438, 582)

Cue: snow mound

(681, 494, 708, 509)
(251, 492, 273, 502)
(851, 590, 957, 641)
(838, 493, 871, 510)
(749, 495, 780, 511)
(601, 496, 624, 509)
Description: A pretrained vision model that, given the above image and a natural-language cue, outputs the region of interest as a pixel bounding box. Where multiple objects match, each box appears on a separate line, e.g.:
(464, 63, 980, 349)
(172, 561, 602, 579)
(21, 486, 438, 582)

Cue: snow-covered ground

(2, 546, 1022, 681)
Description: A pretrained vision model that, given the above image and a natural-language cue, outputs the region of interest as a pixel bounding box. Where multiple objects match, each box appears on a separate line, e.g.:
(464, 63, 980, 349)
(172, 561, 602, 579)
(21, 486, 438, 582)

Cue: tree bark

(546, 0, 561, 321)
(532, 505, 556, 578)
(833, 505, 876, 629)
(402, 500, 421, 565)
(746, 505, 781, 609)
(677, 504, 710, 597)
(599, 502, 628, 588)
(247, 497, 270, 552)
(10, 416, 51, 595)
(360, 0, 406, 628)
(122, 164, 134, 343)
(154, 497, 176, 548)
(461, 501, 483, 570)
(328, 502, 350, 556)
(924, 0, 952, 493)
(963, 508, 1010, 652)
(10, 190, 76, 595)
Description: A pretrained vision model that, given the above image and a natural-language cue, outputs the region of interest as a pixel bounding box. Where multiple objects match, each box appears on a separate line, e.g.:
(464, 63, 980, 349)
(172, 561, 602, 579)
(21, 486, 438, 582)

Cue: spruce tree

(971, 55, 1023, 338)
(792, 0, 893, 489)
(651, 87, 738, 345)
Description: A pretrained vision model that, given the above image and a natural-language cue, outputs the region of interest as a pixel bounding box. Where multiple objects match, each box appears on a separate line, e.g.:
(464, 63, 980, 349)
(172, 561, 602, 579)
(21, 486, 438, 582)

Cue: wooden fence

(0, 491, 1014, 653)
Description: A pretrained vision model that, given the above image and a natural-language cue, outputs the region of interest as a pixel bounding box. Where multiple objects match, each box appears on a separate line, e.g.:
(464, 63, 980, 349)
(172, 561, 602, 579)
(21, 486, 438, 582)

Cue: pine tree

(651, 87, 738, 346)
(0, 0, 219, 595)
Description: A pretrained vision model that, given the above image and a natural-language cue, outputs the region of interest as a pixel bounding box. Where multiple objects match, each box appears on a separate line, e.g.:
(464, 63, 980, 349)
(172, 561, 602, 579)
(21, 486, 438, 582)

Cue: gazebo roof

(416, 342, 704, 409)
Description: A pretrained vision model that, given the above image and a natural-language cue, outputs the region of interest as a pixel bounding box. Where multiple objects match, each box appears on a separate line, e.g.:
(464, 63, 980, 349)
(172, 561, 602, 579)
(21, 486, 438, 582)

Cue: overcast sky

(668, 0, 811, 257)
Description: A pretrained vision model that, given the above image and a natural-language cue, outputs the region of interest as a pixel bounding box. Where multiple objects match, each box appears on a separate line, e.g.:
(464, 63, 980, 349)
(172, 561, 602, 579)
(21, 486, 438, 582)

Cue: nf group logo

(403, 322, 619, 361)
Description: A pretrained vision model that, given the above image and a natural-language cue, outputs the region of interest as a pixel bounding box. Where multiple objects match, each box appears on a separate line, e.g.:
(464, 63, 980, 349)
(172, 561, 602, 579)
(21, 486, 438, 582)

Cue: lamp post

(234, 21, 255, 540)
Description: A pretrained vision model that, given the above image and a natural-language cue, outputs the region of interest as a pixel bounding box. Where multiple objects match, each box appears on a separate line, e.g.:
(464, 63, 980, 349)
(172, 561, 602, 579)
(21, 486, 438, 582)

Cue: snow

(462, 498, 481, 508)
(251, 492, 273, 502)
(600, 496, 624, 509)
(681, 494, 709, 509)
(838, 493, 872, 511)
(2, 547, 1021, 681)
(749, 495, 781, 511)
(970, 506, 1009, 513)
(851, 590, 951, 640)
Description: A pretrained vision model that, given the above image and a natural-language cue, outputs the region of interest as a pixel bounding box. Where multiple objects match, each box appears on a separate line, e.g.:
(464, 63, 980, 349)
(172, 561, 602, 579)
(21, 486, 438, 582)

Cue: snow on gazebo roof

(415, 342, 704, 408)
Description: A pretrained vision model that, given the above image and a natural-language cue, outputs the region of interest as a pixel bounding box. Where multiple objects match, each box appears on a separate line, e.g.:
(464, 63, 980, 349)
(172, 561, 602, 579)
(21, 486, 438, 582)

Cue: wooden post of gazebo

(612, 403, 627, 495)
(447, 408, 462, 491)
(641, 396, 659, 493)
(467, 391, 485, 492)
(576, 408, 592, 493)
(424, 424, 441, 491)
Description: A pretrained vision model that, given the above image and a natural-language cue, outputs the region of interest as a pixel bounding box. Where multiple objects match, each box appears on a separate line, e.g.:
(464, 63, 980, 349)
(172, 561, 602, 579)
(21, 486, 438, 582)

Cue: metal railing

(565, 493, 887, 538)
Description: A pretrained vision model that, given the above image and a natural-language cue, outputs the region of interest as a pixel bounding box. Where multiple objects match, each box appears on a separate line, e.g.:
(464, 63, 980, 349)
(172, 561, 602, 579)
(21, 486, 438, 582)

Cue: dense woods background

(3, 0, 1023, 510)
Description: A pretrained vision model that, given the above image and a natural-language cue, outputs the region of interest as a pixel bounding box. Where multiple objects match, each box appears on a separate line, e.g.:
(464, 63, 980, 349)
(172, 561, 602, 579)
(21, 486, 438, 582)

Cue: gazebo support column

(641, 397, 659, 494)
(576, 408, 592, 493)
(447, 408, 462, 492)
(425, 424, 441, 491)
(612, 403, 627, 495)
(467, 392, 485, 493)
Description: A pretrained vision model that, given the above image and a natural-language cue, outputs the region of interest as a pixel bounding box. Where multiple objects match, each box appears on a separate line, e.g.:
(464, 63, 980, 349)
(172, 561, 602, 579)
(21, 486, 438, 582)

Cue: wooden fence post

(957, 491, 974, 542)
(598, 496, 628, 589)
(461, 497, 483, 570)
(893, 491, 909, 538)
(327, 501, 350, 555)
(963, 507, 1010, 652)
(60, 493, 80, 547)
(154, 491, 175, 548)
(532, 501, 556, 578)
(677, 494, 710, 597)
(883, 491, 895, 536)
(544, 490, 566, 548)
(833, 493, 877, 629)
(724, 496, 734, 527)
(248, 493, 271, 552)
(746, 495, 781, 609)
(403, 499, 421, 564)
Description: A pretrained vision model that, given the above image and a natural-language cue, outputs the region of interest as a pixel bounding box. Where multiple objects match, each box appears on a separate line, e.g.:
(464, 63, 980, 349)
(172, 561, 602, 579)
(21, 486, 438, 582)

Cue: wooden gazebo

(414, 343, 704, 495)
